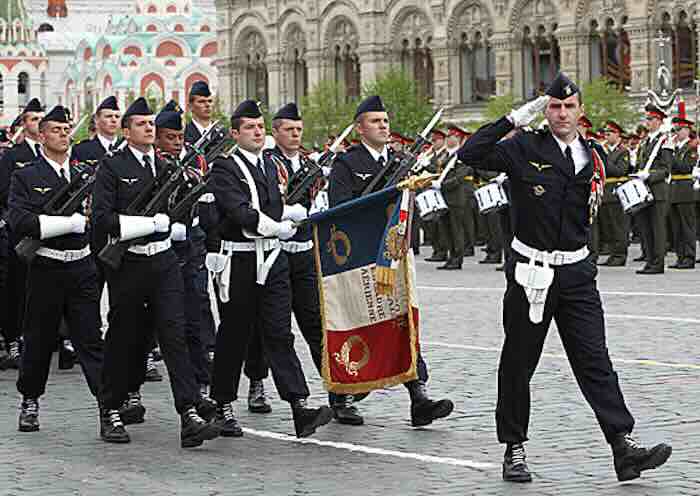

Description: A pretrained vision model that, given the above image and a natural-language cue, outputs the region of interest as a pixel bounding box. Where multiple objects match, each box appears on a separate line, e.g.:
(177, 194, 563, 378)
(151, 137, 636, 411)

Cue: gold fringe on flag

(374, 265, 396, 296)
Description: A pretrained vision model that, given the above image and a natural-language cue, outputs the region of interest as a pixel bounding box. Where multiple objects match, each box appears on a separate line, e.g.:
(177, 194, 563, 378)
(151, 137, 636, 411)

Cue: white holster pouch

(206, 251, 231, 302)
(231, 154, 282, 286)
(514, 257, 554, 324)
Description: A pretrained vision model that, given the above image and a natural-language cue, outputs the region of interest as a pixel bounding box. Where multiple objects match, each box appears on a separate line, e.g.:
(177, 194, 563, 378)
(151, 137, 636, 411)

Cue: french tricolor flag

(309, 187, 420, 394)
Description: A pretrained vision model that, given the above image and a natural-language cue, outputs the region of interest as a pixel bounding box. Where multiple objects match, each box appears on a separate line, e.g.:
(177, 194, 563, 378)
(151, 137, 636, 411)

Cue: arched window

(38, 23, 54, 32)
(285, 27, 308, 103)
(672, 11, 698, 89)
(522, 26, 560, 99)
(242, 32, 268, 106)
(400, 37, 435, 99)
(589, 19, 631, 87)
(166, 5, 177, 13)
(147, 4, 157, 14)
(292, 48, 308, 102)
(174, 24, 184, 32)
(459, 31, 495, 103)
(146, 24, 157, 32)
(0, 74, 4, 112)
(334, 45, 360, 102)
(18, 72, 29, 106)
(200, 25, 210, 32)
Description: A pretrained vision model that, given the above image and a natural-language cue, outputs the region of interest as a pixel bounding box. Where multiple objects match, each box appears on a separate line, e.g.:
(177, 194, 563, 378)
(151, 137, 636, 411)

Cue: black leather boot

(502, 443, 532, 482)
(18, 398, 40, 432)
(181, 406, 220, 448)
(407, 381, 454, 427)
(611, 433, 672, 482)
(291, 398, 333, 438)
(248, 379, 272, 413)
(332, 394, 364, 425)
(119, 391, 146, 425)
(100, 408, 130, 443)
(215, 401, 243, 437)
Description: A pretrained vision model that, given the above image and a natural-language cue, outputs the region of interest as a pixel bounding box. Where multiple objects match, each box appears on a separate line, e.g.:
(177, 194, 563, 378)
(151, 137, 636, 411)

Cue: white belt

(127, 239, 172, 256)
(281, 240, 313, 253)
(36, 245, 91, 263)
(0, 219, 6, 229)
(192, 216, 200, 227)
(221, 239, 280, 253)
(511, 238, 589, 266)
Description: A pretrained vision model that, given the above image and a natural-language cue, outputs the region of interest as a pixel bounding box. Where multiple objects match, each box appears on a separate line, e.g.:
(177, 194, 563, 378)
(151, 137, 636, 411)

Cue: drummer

(435, 125, 471, 270)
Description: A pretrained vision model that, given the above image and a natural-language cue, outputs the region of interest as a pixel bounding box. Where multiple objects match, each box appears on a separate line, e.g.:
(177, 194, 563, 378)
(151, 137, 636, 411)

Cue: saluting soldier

(0, 98, 44, 369)
(206, 100, 333, 438)
(8, 105, 104, 433)
(457, 74, 671, 483)
(633, 104, 673, 274)
(598, 121, 631, 266)
(668, 115, 697, 269)
(436, 126, 471, 270)
(92, 97, 220, 447)
(328, 95, 454, 427)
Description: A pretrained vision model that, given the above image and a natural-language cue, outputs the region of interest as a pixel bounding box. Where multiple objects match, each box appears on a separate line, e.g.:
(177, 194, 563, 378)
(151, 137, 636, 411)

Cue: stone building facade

(214, 0, 699, 120)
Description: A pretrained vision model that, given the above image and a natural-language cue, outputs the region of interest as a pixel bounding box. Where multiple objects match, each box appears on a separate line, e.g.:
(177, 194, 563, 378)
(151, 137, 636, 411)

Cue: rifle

(15, 163, 97, 264)
(361, 108, 444, 195)
(98, 156, 189, 270)
(186, 122, 229, 165)
(286, 123, 354, 204)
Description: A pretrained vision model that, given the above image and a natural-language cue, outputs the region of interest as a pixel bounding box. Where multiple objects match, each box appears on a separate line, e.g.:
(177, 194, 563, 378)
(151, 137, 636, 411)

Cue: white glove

(282, 203, 308, 223)
(692, 166, 700, 180)
(322, 166, 332, 177)
(153, 213, 170, 233)
(277, 220, 297, 240)
(69, 213, 86, 234)
(633, 170, 650, 181)
(170, 222, 187, 241)
(205, 253, 228, 273)
(430, 180, 442, 190)
(495, 173, 507, 185)
(508, 96, 549, 127)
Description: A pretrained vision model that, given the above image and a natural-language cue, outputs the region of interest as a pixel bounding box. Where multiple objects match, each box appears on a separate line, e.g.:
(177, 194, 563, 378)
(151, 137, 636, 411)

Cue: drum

(475, 182, 509, 214)
(310, 190, 329, 214)
(615, 178, 653, 214)
(416, 189, 448, 221)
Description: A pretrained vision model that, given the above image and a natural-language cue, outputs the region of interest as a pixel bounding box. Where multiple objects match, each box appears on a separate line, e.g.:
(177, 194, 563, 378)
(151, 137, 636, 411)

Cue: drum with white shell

(475, 182, 509, 214)
(415, 189, 448, 221)
(615, 178, 653, 214)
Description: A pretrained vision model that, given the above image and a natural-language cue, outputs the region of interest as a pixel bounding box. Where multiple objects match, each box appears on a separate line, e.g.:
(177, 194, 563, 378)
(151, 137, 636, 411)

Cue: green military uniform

(633, 128, 673, 274)
(668, 139, 698, 268)
(424, 148, 449, 262)
(598, 144, 631, 265)
(461, 166, 477, 256)
(475, 168, 504, 264)
(437, 154, 469, 269)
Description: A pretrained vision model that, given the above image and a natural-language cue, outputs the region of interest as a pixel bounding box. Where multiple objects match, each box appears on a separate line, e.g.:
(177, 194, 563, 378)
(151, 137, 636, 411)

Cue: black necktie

(257, 158, 266, 177)
(34, 143, 41, 156)
(60, 167, 69, 184)
(377, 156, 385, 169)
(143, 155, 154, 178)
(564, 146, 575, 175)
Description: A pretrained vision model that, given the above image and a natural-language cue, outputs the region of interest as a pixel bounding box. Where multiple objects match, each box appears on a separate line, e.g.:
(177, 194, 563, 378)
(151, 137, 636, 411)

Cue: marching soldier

(71, 96, 122, 163)
(0, 98, 44, 369)
(328, 95, 454, 427)
(424, 129, 449, 262)
(436, 126, 470, 270)
(633, 104, 673, 274)
(183, 80, 217, 374)
(458, 74, 671, 483)
(92, 97, 220, 447)
(598, 121, 631, 266)
(206, 99, 333, 438)
(248, 102, 365, 425)
(668, 116, 697, 269)
(8, 105, 104, 432)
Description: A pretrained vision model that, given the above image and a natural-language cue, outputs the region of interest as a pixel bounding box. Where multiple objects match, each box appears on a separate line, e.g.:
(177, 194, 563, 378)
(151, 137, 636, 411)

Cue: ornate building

(0, 0, 49, 126)
(215, 0, 699, 120)
(60, 0, 218, 118)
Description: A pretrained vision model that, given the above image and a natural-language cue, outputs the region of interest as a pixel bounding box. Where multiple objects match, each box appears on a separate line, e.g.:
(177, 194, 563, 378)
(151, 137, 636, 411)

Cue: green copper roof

(0, 0, 28, 24)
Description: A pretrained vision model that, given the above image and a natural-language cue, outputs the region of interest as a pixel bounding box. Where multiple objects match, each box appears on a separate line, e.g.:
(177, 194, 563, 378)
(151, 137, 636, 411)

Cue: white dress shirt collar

(551, 133, 589, 175)
(238, 146, 264, 170)
(128, 145, 156, 175)
(192, 118, 211, 137)
(362, 142, 389, 164)
(24, 137, 40, 156)
(97, 133, 118, 152)
(43, 154, 71, 181)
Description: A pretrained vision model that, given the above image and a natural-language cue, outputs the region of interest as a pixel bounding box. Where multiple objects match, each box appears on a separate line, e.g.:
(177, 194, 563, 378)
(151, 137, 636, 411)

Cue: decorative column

(556, 27, 580, 83)
(305, 48, 324, 92)
(446, 40, 461, 105)
(492, 35, 515, 97)
(430, 39, 451, 107)
(266, 56, 282, 111)
(625, 21, 653, 93)
(4, 75, 19, 122)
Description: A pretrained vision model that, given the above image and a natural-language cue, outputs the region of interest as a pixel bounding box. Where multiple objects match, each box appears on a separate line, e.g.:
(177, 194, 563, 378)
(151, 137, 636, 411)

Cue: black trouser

(17, 256, 103, 399)
(173, 237, 209, 386)
(636, 201, 668, 269)
(243, 249, 429, 398)
(484, 211, 504, 258)
(599, 201, 629, 259)
(496, 254, 635, 445)
(5, 229, 26, 344)
(669, 202, 696, 263)
(439, 206, 465, 259)
(212, 251, 309, 404)
(0, 226, 7, 340)
(463, 199, 477, 250)
(101, 250, 199, 414)
(190, 226, 216, 353)
(498, 207, 513, 263)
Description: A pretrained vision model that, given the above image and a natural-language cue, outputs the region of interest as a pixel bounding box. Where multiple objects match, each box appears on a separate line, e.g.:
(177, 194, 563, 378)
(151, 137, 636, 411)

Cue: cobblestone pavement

(1, 245, 698, 495)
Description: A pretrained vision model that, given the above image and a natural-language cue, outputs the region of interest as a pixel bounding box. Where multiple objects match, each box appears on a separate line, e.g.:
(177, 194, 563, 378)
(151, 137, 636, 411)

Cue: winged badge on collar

(355, 172, 373, 181)
(528, 161, 552, 172)
(33, 187, 52, 194)
(17, 161, 32, 169)
(120, 177, 139, 186)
